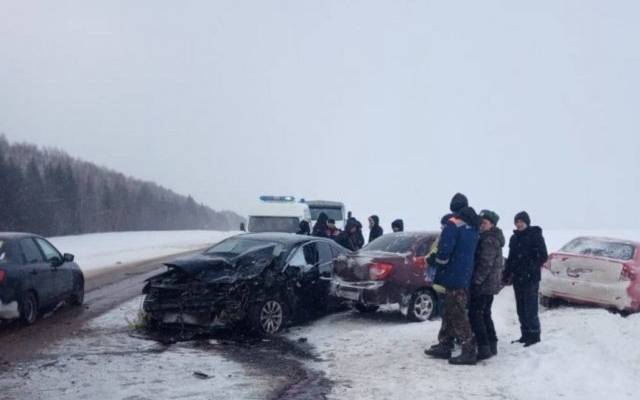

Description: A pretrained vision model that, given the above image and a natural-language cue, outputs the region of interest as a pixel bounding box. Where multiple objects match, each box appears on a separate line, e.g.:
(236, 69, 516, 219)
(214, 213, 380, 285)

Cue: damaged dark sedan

(142, 233, 349, 335)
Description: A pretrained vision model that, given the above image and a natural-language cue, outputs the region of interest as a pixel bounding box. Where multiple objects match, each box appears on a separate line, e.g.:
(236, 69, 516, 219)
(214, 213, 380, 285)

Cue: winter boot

(477, 345, 493, 361)
(511, 335, 527, 344)
(424, 343, 453, 359)
(523, 333, 540, 347)
(448, 349, 477, 366)
(489, 341, 498, 356)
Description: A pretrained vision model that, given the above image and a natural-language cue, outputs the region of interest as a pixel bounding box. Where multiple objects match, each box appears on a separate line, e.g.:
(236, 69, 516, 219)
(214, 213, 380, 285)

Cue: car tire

(407, 289, 436, 322)
(354, 302, 379, 314)
(249, 298, 287, 335)
(19, 291, 38, 325)
(70, 278, 84, 306)
(540, 295, 559, 309)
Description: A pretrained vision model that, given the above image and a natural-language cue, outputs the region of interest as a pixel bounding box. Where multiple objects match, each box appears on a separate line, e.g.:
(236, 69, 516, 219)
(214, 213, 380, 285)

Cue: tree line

(0, 135, 244, 236)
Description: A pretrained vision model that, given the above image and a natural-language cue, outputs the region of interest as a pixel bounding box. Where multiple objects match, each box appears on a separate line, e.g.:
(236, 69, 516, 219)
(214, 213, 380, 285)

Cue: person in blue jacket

(425, 193, 480, 365)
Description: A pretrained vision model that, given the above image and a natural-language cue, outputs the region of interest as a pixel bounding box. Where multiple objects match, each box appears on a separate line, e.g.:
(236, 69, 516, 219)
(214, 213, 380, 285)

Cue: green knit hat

(479, 209, 500, 225)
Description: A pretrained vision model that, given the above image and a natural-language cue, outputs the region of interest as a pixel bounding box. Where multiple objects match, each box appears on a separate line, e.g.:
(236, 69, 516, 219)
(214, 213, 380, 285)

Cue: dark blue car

(0, 233, 84, 325)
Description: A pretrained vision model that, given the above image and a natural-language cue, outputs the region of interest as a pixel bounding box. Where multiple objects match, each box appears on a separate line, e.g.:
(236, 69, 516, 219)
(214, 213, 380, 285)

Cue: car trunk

(549, 253, 625, 284)
(334, 251, 406, 282)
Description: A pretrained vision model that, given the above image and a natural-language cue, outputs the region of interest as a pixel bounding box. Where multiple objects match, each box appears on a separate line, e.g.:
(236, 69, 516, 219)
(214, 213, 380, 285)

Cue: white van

(247, 196, 311, 233)
(305, 200, 347, 230)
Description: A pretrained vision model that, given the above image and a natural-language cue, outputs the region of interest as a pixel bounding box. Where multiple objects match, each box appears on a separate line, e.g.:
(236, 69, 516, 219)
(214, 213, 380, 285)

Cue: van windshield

(560, 238, 636, 261)
(248, 216, 300, 233)
(309, 207, 343, 221)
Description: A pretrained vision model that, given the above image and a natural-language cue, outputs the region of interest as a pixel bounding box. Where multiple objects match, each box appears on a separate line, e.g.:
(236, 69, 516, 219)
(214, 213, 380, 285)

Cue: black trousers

(468, 294, 497, 347)
(514, 281, 541, 337)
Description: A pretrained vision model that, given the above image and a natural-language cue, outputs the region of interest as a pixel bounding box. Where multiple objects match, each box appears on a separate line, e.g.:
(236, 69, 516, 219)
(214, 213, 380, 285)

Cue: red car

(540, 236, 640, 314)
(332, 232, 440, 322)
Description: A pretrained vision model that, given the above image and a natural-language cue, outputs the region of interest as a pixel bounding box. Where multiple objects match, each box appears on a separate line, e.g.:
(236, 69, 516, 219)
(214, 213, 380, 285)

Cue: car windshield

(561, 238, 636, 261)
(205, 238, 271, 256)
(248, 216, 300, 233)
(309, 207, 344, 221)
(363, 235, 416, 253)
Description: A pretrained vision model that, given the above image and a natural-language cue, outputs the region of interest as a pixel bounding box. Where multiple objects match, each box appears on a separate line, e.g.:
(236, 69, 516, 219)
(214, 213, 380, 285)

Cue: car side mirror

(63, 253, 75, 262)
(50, 256, 63, 267)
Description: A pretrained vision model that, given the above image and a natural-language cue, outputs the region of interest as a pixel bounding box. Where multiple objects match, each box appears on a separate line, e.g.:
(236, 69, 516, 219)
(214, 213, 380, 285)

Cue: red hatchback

(332, 232, 440, 322)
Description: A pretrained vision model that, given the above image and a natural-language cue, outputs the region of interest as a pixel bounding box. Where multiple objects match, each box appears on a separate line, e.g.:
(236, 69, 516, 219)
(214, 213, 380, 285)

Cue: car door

(286, 242, 321, 308)
(18, 237, 55, 307)
(410, 238, 433, 286)
(35, 238, 73, 299)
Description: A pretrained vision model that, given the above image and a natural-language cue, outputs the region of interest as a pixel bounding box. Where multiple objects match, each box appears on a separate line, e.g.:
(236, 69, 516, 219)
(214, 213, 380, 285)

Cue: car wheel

(540, 295, 559, 309)
(407, 290, 436, 322)
(70, 278, 84, 306)
(354, 302, 379, 313)
(20, 291, 38, 325)
(250, 299, 286, 335)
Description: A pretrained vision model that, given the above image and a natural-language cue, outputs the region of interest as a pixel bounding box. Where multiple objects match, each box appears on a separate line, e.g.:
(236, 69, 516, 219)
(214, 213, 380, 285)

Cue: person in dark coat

(312, 212, 329, 238)
(391, 219, 404, 232)
(335, 218, 362, 251)
(297, 220, 311, 235)
(425, 193, 480, 366)
(354, 218, 365, 249)
(503, 211, 548, 347)
(468, 210, 505, 360)
(368, 215, 383, 243)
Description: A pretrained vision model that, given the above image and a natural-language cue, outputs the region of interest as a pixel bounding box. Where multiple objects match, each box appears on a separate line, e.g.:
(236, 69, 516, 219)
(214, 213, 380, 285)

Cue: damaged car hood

(161, 244, 277, 284)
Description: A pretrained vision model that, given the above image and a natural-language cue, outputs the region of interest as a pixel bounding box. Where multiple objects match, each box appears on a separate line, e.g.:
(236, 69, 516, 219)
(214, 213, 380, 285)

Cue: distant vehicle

(332, 231, 440, 322)
(305, 200, 347, 230)
(247, 196, 311, 233)
(540, 236, 640, 314)
(0, 233, 84, 325)
(142, 233, 351, 335)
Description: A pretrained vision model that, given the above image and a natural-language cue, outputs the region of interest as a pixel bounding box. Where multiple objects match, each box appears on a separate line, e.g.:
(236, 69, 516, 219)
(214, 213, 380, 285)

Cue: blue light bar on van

(259, 195, 296, 202)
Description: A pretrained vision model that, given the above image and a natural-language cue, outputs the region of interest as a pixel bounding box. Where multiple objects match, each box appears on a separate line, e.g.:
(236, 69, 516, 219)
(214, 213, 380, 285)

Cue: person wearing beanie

(503, 211, 548, 347)
(425, 194, 480, 366)
(469, 209, 505, 360)
(391, 219, 404, 232)
(450, 193, 469, 213)
(368, 215, 384, 243)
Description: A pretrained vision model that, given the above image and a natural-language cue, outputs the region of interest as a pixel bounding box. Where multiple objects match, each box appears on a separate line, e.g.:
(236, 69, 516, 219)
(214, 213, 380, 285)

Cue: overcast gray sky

(1, 1, 639, 230)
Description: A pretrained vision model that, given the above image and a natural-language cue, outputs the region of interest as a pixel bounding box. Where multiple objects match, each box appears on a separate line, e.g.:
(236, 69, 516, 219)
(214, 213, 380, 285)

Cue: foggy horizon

(2, 1, 639, 230)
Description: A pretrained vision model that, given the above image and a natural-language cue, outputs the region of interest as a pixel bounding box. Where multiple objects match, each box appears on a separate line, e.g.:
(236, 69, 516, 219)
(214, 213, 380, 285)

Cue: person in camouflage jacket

(468, 210, 505, 360)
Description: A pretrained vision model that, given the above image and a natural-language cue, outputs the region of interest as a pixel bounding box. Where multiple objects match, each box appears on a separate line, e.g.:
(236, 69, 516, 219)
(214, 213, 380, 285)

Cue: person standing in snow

(335, 217, 362, 251)
(503, 211, 548, 347)
(469, 210, 505, 360)
(425, 193, 480, 365)
(312, 212, 329, 238)
(368, 215, 383, 243)
(297, 220, 311, 235)
(391, 219, 404, 233)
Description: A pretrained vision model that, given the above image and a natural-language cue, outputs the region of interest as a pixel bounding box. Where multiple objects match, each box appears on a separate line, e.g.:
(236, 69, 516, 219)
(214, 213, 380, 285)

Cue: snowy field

(48, 230, 238, 277)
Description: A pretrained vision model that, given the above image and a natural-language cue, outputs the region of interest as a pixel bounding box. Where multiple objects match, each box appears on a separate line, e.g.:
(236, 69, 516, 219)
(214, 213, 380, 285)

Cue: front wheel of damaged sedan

(250, 298, 287, 335)
(407, 290, 436, 322)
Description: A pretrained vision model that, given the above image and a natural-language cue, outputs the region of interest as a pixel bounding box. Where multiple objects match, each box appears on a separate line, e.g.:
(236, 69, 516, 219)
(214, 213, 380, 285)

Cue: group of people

(296, 212, 405, 251)
(424, 193, 548, 366)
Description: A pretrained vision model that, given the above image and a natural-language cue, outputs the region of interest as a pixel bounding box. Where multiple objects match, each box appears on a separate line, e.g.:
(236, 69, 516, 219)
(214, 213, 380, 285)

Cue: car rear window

(560, 238, 636, 261)
(363, 235, 416, 253)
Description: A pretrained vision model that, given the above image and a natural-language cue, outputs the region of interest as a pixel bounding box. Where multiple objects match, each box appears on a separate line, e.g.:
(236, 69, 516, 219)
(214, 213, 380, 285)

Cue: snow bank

(48, 230, 238, 277)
